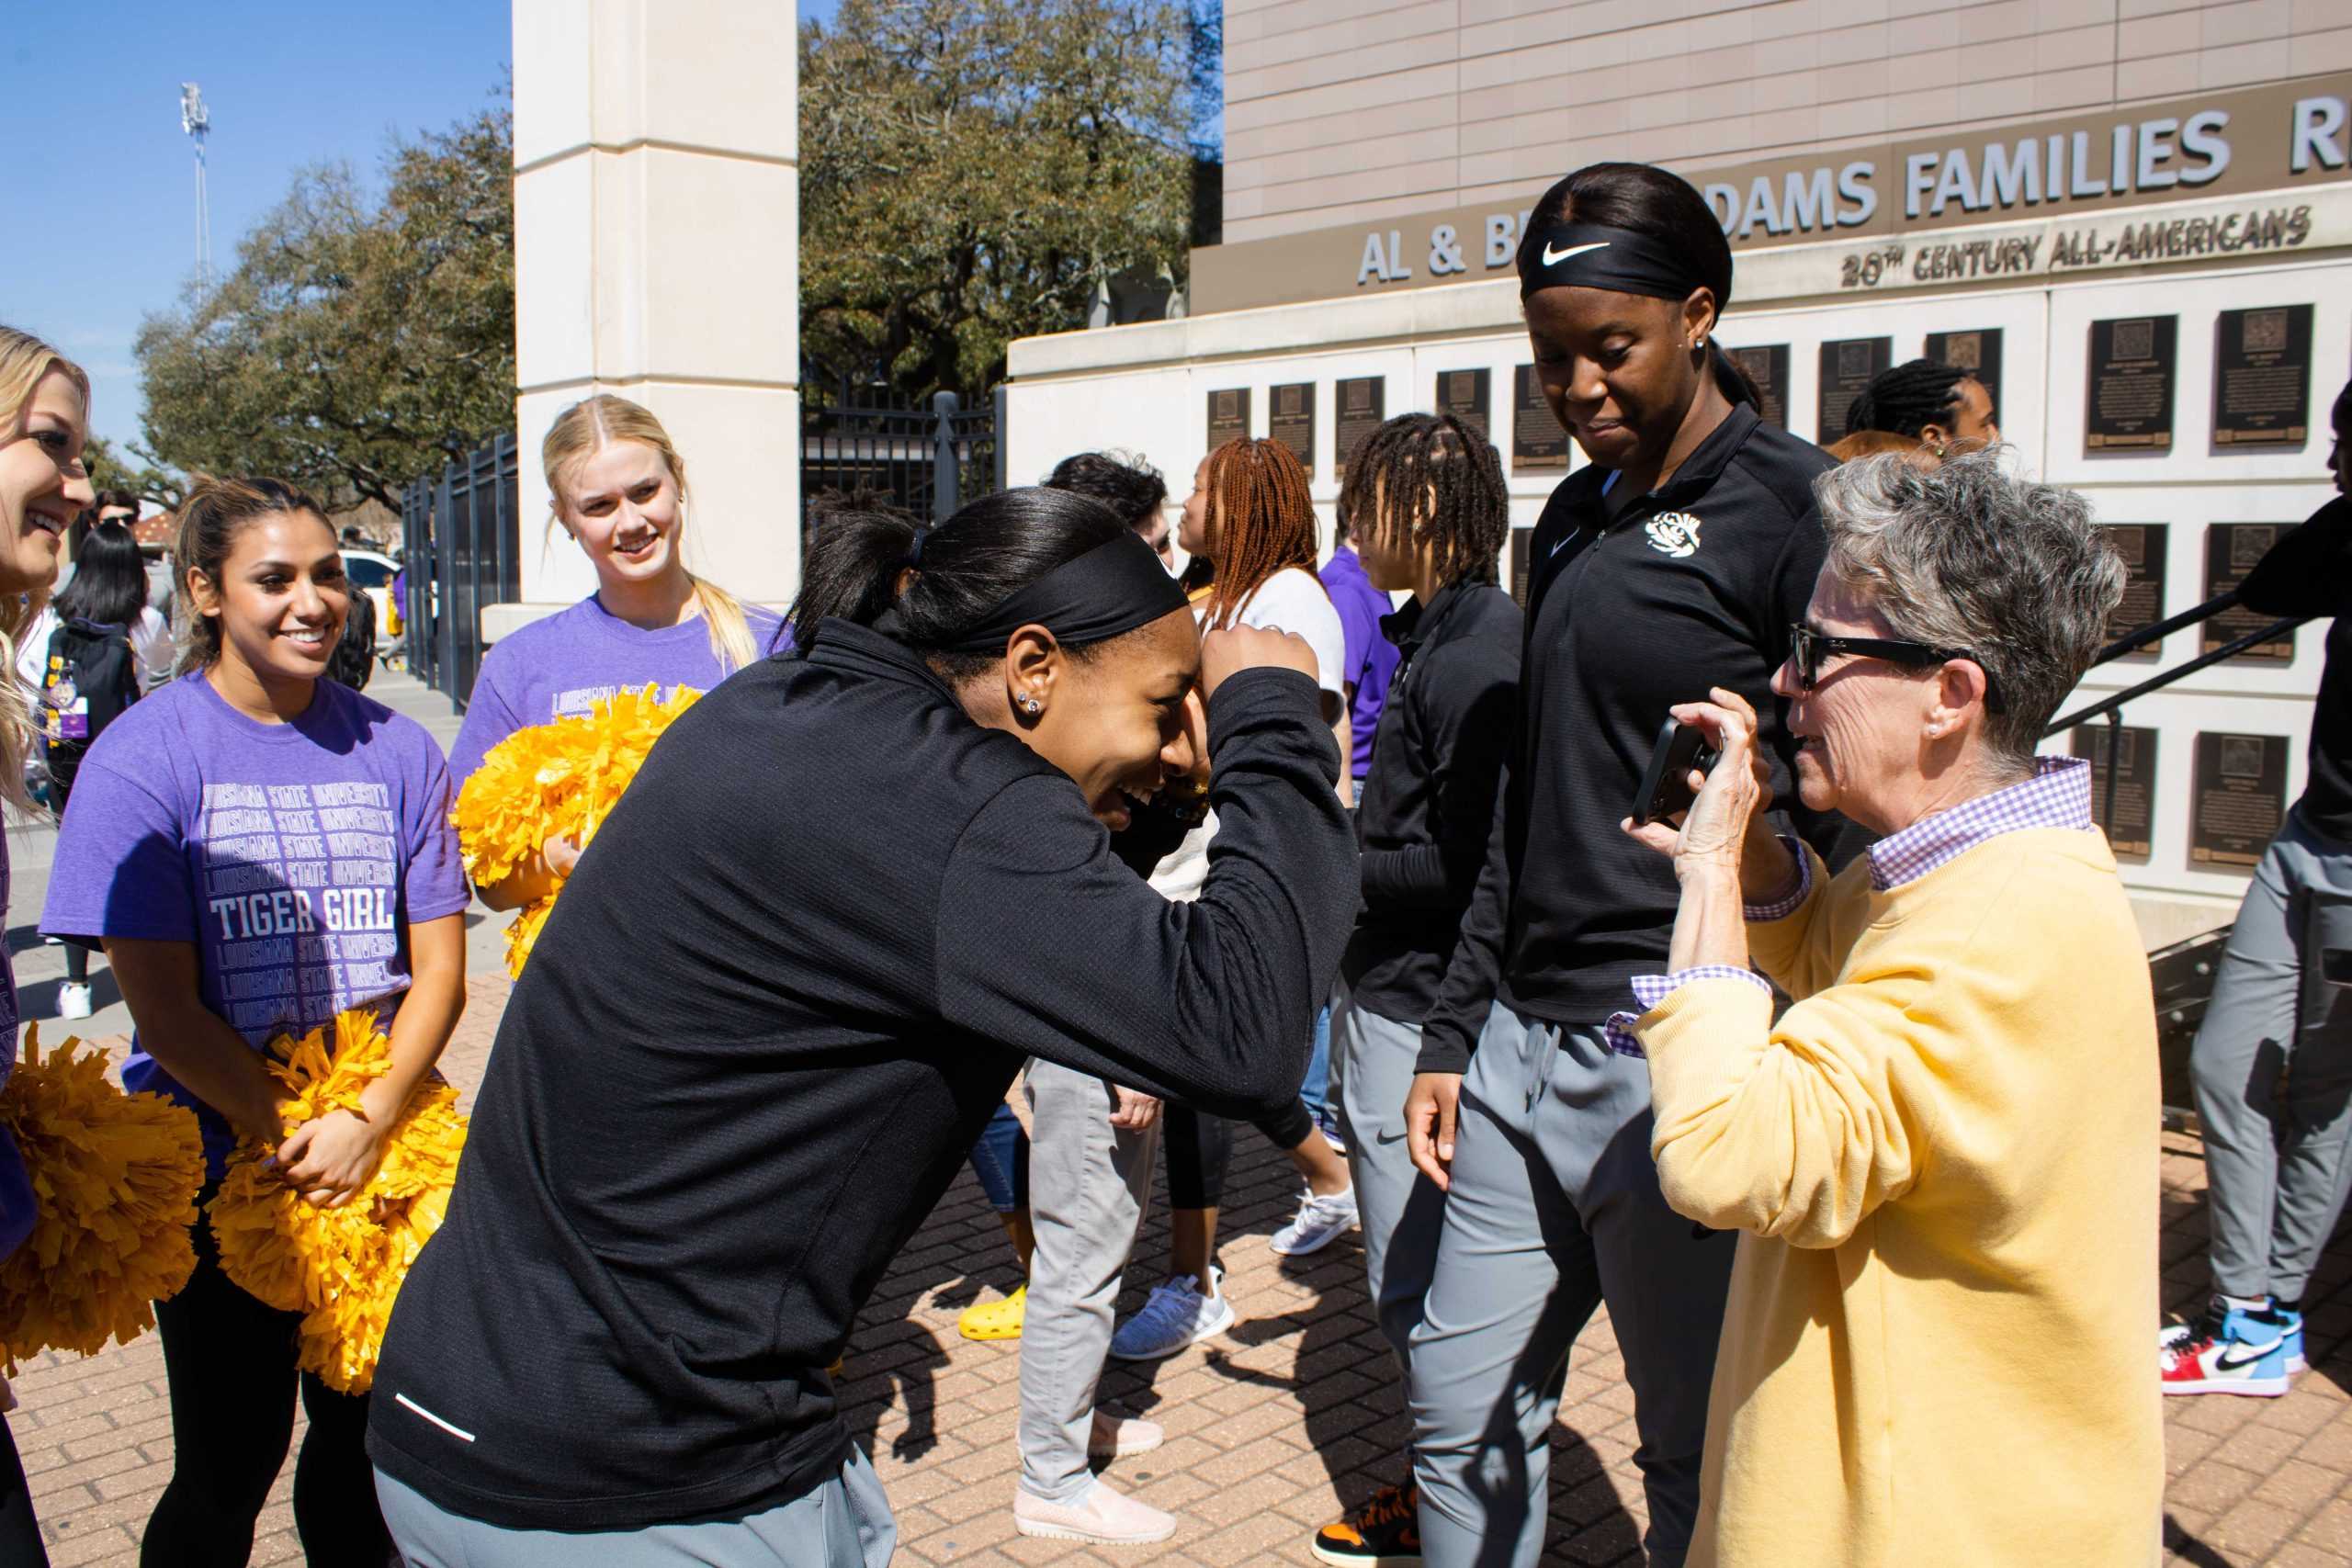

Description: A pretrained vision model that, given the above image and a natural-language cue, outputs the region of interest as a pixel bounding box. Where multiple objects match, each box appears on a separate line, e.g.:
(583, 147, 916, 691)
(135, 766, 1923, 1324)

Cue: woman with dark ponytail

(1399, 162, 1850, 1568)
(1845, 356, 2001, 459)
(368, 487, 1361, 1564)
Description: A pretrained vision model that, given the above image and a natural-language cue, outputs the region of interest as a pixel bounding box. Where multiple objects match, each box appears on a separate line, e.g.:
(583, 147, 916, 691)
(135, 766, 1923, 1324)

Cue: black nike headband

(1517, 222, 1706, 302)
(902, 529, 1192, 656)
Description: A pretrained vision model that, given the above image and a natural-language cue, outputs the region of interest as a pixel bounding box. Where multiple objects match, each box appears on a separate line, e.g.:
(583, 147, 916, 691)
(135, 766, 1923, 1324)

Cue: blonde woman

(0, 325, 96, 1565)
(450, 395, 785, 910)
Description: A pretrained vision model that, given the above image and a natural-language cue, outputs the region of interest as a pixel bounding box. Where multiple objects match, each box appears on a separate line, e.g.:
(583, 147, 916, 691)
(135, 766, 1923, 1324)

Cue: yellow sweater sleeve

(1745, 841, 1843, 998)
(1641, 970, 1937, 1248)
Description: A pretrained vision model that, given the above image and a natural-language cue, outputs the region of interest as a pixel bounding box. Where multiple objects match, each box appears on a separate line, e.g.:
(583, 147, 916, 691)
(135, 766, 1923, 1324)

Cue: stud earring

(1019, 695, 1042, 716)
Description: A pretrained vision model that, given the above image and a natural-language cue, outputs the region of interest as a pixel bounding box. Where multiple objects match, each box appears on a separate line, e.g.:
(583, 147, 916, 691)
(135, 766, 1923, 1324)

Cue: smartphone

(1631, 719, 1719, 827)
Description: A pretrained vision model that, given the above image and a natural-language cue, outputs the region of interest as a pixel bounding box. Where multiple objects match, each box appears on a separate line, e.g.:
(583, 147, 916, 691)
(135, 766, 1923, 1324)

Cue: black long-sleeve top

(1419, 403, 1847, 1074)
(2236, 493, 2352, 840)
(1343, 579, 1521, 1022)
(367, 621, 1357, 1532)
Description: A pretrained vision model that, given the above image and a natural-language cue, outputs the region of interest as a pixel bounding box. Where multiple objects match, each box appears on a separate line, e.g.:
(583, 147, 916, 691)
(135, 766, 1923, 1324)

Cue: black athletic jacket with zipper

(1419, 402, 1849, 1073)
(367, 620, 1357, 1531)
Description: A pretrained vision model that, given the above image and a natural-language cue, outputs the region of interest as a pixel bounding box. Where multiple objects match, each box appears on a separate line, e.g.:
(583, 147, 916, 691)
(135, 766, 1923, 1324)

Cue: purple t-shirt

(40, 673, 470, 1175)
(448, 595, 787, 784)
(1320, 547, 1402, 783)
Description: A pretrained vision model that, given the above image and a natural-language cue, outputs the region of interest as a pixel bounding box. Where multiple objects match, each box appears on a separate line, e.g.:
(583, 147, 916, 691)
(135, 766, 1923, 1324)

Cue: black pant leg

(292, 1374, 391, 1566)
(1162, 1104, 1232, 1209)
(0, 1415, 49, 1568)
(141, 1208, 299, 1568)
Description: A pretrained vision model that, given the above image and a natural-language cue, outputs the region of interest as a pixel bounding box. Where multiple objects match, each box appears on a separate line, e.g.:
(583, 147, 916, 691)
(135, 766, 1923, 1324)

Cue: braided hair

(1199, 438, 1322, 631)
(1335, 412, 1510, 591)
(1845, 358, 1975, 441)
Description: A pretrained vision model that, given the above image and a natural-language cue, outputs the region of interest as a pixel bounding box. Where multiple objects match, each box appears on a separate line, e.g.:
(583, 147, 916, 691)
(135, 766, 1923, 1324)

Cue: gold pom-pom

(209, 1009, 468, 1394)
(452, 683, 700, 977)
(0, 1026, 205, 1374)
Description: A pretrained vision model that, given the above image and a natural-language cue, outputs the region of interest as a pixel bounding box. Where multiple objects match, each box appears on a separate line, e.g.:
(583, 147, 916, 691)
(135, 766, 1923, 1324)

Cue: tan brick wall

(1221, 0, 2352, 243)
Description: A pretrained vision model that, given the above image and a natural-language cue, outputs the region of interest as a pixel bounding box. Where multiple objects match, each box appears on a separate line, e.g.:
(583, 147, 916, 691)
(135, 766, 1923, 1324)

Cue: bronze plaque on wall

(1923, 328, 2004, 425)
(2213, 304, 2313, 448)
(2086, 316, 2177, 452)
(1816, 337, 1892, 446)
(1206, 388, 1250, 452)
(2101, 524, 2169, 660)
(1512, 366, 1569, 471)
(2191, 732, 2289, 867)
(1269, 382, 1316, 476)
(1438, 368, 1491, 441)
(1727, 344, 1791, 430)
(2201, 524, 2295, 660)
(1508, 527, 1536, 608)
(1336, 377, 1385, 477)
(2071, 724, 2158, 859)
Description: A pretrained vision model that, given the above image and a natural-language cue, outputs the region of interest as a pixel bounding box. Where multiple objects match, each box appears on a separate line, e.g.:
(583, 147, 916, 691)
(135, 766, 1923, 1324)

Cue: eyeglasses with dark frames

(1788, 622, 2004, 712)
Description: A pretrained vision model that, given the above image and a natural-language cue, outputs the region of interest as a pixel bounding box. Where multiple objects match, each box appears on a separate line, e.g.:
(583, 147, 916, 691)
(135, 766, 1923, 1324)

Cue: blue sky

(4, 0, 514, 454)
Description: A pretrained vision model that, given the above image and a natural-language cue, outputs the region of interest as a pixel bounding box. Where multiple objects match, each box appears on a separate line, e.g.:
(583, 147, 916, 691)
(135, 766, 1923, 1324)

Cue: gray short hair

(1815, 451, 2125, 768)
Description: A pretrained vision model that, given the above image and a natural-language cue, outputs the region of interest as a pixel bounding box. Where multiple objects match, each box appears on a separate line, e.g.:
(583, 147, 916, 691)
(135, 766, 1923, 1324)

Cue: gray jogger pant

(374, 1449, 897, 1565)
(1408, 1005, 1734, 1568)
(1016, 1059, 1159, 1503)
(2192, 806, 2352, 1303)
(1330, 982, 1445, 1473)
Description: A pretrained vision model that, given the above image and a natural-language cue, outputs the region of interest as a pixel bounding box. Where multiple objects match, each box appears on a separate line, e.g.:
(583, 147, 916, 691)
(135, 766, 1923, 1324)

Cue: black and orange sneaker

(1311, 1482, 1421, 1566)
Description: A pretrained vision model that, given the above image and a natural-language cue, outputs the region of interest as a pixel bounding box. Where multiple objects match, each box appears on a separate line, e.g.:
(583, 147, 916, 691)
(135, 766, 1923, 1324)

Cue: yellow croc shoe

(958, 1284, 1026, 1342)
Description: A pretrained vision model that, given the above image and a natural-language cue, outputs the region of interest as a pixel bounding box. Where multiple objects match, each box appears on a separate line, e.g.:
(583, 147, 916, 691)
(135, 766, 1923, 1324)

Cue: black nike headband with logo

(1517, 223, 1704, 303)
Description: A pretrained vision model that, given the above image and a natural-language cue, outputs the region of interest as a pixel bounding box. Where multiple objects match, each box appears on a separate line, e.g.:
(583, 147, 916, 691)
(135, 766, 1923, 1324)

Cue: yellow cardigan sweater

(1638, 828, 2162, 1567)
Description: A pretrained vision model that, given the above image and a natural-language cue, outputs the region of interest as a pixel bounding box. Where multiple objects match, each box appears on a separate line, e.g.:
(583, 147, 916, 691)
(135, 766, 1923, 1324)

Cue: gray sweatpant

(374, 1450, 896, 1565)
(1407, 1005, 1733, 1568)
(1330, 982, 1444, 1474)
(2192, 806, 2352, 1303)
(1016, 1059, 1159, 1503)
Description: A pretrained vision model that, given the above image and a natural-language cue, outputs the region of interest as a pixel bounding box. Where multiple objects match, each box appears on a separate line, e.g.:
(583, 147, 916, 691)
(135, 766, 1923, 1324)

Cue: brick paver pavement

(14, 973, 2352, 1565)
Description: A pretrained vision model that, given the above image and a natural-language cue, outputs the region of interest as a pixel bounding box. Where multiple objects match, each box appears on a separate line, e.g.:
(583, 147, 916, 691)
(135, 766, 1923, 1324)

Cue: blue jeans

(965, 1101, 1029, 1214)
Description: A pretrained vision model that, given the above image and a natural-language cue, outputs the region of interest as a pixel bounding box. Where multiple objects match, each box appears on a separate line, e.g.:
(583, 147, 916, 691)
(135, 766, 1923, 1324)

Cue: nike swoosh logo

(2215, 1341, 2281, 1372)
(1542, 240, 1611, 267)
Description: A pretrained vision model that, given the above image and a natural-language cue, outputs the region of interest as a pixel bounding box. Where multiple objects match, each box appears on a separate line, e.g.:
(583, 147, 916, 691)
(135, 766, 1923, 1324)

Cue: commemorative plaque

(1508, 527, 1536, 609)
(1511, 366, 1569, 472)
(1269, 382, 1316, 476)
(2190, 732, 2289, 868)
(1438, 368, 1491, 441)
(1815, 337, 1891, 446)
(1336, 376, 1385, 478)
(1726, 344, 1790, 430)
(2101, 524, 2169, 660)
(2201, 524, 2295, 661)
(1923, 328, 2004, 426)
(2070, 725, 2158, 859)
(2085, 316, 2177, 452)
(2212, 304, 2313, 448)
(1206, 388, 1250, 452)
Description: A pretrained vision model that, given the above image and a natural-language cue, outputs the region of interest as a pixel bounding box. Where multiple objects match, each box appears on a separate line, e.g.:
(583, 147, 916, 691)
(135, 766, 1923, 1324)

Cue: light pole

(179, 82, 211, 287)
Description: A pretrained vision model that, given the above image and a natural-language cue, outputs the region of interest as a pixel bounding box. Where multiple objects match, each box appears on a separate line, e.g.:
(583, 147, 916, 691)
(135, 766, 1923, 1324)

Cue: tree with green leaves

(134, 96, 515, 511)
(81, 434, 184, 511)
(799, 0, 1201, 403)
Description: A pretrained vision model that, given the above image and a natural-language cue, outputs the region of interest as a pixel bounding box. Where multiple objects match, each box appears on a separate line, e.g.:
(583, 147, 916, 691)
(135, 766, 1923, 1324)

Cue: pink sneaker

(1014, 1479, 1177, 1544)
(1088, 1409, 1164, 1459)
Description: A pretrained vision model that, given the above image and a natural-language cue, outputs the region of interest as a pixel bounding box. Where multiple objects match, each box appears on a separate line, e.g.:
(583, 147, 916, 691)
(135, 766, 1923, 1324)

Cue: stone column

(504, 0, 798, 629)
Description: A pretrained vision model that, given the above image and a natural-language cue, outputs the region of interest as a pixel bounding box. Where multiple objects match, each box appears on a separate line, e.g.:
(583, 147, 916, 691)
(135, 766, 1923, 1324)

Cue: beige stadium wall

(1005, 215, 2349, 922)
(1220, 0, 2352, 246)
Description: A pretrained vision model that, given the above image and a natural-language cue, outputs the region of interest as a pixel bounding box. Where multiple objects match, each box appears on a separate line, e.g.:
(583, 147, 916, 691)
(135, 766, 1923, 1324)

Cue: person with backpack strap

(41, 518, 168, 1019)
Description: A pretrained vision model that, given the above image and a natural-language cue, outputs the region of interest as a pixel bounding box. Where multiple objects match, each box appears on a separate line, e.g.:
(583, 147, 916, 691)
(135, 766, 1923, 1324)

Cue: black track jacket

(367, 621, 1357, 1531)
(1419, 403, 1844, 1072)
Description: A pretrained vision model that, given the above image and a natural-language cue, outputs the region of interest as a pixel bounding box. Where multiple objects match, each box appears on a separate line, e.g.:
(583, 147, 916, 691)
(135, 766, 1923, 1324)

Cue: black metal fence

(401, 434, 522, 711)
(800, 387, 1000, 544)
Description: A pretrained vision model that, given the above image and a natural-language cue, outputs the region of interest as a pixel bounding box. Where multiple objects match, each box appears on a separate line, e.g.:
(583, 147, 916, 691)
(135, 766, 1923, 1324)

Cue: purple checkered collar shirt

(1604, 756, 2098, 1056)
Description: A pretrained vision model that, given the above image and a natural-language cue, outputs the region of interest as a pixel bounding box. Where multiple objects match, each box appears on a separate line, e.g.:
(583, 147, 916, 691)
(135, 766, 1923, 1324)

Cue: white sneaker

(1270, 1185, 1359, 1257)
(1013, 1478, 1177, 1544)
(57, 982, 92, 1021)
(1087, 1409, 1164, 1459)
(1109, 1268, 1233, 1361)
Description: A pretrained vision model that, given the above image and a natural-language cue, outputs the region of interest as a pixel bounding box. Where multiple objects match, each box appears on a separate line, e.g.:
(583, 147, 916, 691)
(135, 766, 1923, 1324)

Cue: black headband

(1518, 222, 1705, 302)
(910, 530, 1191, 656)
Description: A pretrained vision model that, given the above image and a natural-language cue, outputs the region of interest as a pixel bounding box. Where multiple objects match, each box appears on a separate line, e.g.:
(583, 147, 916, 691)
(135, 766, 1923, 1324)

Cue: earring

(1019, 695, 1042, 716)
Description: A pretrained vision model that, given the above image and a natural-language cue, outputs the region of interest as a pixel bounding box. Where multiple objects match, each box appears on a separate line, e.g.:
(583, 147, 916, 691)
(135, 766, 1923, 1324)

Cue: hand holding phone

(1631, 719, 1719, 827)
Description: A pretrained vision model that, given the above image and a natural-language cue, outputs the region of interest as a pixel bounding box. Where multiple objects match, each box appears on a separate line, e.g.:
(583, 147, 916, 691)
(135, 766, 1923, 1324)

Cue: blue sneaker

(2160, 1297, 2295, 1396)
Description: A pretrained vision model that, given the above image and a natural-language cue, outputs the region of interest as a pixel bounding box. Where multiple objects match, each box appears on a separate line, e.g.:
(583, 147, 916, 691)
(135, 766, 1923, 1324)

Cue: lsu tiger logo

(1645, 511, 1703, 558)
